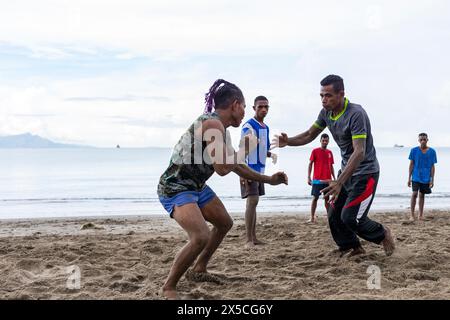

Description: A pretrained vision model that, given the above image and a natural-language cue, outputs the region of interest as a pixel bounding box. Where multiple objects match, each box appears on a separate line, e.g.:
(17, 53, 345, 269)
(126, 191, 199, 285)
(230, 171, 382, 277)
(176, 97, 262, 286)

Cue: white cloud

(0, 1, 444, 56)
(0, 1, 450, 147)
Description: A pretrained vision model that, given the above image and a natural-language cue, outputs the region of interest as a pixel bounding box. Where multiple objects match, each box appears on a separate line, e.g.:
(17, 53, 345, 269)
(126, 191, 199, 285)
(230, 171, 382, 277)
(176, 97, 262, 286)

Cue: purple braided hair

(204, 79, 228, 113)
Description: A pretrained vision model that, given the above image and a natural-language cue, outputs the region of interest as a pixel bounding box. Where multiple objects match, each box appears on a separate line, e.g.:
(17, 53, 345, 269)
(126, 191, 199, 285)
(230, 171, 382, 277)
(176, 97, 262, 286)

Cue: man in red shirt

(307, 134, 335, 223)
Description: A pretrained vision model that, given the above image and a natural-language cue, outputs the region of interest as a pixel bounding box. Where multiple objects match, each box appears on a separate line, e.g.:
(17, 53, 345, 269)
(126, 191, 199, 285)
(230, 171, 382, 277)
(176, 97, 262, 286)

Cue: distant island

(0, 133, 91, 148)
(394, 144, 404, 148)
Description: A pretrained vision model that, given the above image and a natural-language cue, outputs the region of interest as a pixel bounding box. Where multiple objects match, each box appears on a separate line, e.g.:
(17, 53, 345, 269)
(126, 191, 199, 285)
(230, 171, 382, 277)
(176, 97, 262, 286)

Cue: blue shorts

(158, 185, 216, 218)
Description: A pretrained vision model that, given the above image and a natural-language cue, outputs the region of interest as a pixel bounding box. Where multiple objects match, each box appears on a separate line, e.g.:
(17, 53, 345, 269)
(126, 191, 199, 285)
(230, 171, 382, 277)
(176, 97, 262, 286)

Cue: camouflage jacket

(157, 112, 226, 198)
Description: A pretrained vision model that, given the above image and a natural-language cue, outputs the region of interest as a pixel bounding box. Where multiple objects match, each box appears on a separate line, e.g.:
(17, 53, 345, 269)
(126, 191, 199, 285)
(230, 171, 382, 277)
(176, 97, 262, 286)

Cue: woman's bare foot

(306, 218, 317, 224)
(245, 241, 256, 248)
(245, 239, 265, 248)
(161, 287, 179, 300)
(418, 215, 424, 221)
(252, 239, 266, 245)
(381, 226, 395, 256)
(409, 216, 416, 222)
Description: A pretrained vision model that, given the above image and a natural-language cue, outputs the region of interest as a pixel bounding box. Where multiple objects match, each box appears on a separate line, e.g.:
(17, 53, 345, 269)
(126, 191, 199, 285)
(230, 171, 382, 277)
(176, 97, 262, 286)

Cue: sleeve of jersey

(241, 123, 253, 137)
(313, 109, 327, 130)
(408, 149, 414, 161)
(350, 111, 368, 140)
(433, 149, 437, 164)
(309, 150, 315, 162)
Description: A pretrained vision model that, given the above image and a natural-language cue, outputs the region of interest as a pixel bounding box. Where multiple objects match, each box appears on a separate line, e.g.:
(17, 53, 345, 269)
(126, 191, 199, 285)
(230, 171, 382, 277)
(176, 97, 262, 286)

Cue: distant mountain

(0, 133, 90, 148)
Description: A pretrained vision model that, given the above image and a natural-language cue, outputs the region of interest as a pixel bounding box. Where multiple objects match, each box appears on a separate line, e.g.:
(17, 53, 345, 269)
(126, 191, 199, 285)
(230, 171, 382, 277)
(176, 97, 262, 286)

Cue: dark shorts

(311, 183, 329, 199)
(158, 185, 216, 218)
(412, 181, 432, 194)
(240, 179, 265, 198)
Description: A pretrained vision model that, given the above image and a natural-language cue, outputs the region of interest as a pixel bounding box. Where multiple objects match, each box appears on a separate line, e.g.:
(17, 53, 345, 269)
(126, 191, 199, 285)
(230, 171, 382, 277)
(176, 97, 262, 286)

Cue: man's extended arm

(271, 125, 323, 149)
(203, 119, 257, 176)
(233, 164, 288, 185)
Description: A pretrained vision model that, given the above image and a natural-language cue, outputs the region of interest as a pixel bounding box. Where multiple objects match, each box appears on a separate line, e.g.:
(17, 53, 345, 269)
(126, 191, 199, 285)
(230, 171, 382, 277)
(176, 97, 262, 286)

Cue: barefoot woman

(157, 79, 288, 299)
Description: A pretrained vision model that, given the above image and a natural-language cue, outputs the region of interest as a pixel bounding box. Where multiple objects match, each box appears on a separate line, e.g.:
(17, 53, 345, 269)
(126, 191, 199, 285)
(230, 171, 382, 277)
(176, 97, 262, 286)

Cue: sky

(1, 0, 449, 148)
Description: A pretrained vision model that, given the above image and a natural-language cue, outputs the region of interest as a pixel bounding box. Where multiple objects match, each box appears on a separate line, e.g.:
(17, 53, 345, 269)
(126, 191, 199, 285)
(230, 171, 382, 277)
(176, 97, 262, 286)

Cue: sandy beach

(0, 210, 449, 300)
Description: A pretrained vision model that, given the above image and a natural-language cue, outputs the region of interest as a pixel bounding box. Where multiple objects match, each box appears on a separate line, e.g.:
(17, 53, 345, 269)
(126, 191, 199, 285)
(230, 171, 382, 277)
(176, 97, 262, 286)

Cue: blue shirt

(241, 118, 270, 174)
(408, 147, 437, 183)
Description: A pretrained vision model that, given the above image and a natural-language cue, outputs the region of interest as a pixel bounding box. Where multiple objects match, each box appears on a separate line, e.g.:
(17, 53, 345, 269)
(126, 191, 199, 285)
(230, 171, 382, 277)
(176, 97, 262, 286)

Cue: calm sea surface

(1, 147, 449, 219)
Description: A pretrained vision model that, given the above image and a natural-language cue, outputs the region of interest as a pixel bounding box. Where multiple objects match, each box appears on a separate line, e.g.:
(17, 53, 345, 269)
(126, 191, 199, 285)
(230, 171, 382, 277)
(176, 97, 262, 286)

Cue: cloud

(107, 116, 180, 129)
(1, 1, 445, 57)
(1, 1, 450, 147)
(65, 95, 171, 102)
(12, 113, 56, 118)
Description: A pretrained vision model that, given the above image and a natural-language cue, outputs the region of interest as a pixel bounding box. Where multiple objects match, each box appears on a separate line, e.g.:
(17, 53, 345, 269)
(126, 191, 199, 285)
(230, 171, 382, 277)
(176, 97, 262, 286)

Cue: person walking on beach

(157, 79, 288, 299)
(307, 133, 335, 223)
(240, 95, 277, 247)
(407, 133, 437, 221)
(271, 74, 395, 257)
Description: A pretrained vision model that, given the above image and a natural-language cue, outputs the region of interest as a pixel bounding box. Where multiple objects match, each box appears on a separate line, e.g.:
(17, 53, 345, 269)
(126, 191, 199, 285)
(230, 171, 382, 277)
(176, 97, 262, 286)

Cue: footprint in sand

(188, 289, 220, 300)
(410, 271, 440, 281)
(142, 245, 163, 254)
(80, 223, 104, 230)
(0, 246, 13, 254)
(278, 231, 296, 239)
(110, 273, 123, 281)
(109, 281, 142, 293)
(12, 293, 32, 300)
(140, 242, 164, 261)
(396, 235, 408, 242)
(126, 274, 146, 283)
(161, 256, 173, 264)
(141, 240, 164, 253)
(16, 258, 43, 272)
(185, 270, 225, 285)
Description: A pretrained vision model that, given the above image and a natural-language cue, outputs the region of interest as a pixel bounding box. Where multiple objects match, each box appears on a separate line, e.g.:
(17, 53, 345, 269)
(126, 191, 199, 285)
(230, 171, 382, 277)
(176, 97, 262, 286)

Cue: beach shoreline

(1, 210, 449, 299)
(1, 207, 444, 223)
